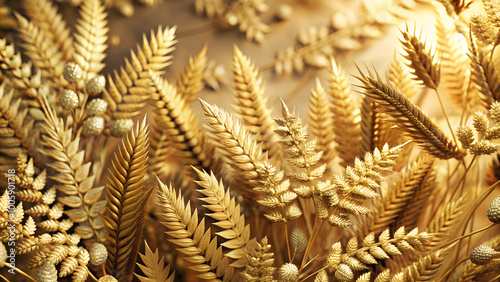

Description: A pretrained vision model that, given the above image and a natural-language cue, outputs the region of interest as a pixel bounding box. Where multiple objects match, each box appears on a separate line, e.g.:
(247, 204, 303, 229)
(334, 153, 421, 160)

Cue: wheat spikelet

(469, 40, 500, 108)
(104, 25, 177, 119)
(100, 117, 152, 281)
(309, 78, 335, 164)
(392, 245, 452, 281)
(14, 13, 65, 85)
(149, 75, 213, 177)
(0, 39, 44, 99)
(39, 96, 105, 241)
(135, 241, 175, 282)
(233, 46, 282, 163)
(156, 178, 235, 281)
(329, 57, 361, 166)
(242, 237, 276, 282)
(21, 0, 73, 62)
(200, 98, 263, 198)
(359, 154, 435, 238)
(177, 45, 207, 103)
(0, 85, 37, 164)
(399, 24, 440, 90)
(355, 65, 465, 159)
(423, 195, 467, 251)
(327, 227, 429, 281)
(326, 143, 403, 227)
(359, 95, 378, 156)
(72, 0, 108, 82)
(193, 167, 252, 267)
(388, 54, 417, 100)
(434, 5, 471, 109)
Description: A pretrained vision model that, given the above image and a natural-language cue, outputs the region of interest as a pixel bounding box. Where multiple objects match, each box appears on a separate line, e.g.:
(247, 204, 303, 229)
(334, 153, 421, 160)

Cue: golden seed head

(99, 275, 118, 282)
(89, 243, 108, 265)
(278, 263, 298, 282)
(63, 62, 82, 83)
(490, 102, 500, 123)
(36, 261, 58, 282)
(59, 89, 79, 110)
(110, 119, 134, 137)
(473, 111, 489, 133)
(335, 263, 354, 281)
(457, 126, 474, 149)
(470, 245, 496, 265)
(285, 202, 302, 220)
(487, 195, 500, 223)
(83, 116, 105, 136)
(0, 242, 6, 267)
(87, 98, 108, 117)
(86, 75, 106, 96)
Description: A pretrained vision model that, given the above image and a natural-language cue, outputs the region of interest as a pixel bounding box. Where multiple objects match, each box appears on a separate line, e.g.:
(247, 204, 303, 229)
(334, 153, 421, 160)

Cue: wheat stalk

(355, 65, 465, 159)
(100, 117, 152, 281)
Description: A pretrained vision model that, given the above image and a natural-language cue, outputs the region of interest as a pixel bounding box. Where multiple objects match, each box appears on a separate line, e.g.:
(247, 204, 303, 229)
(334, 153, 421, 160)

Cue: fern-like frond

(329, 58, 361, 166)
(423, 196, 467, 251)
(359, 154, 435, 237)
(73, 0, 108, 81)
(355, 65, 465, 159)
(233, 46, 281, 163)
(22, 0, 73, 62)
(14, 13, 65, 84)
(200, 99, 263, 198)
(135, 241, 175, 282)
(309, 78, 335, 164)
(149, 75, 213, 177)
(392, 245, 452, 281)
(193, 167, 252, 267)
(177, 45, 207, 103)
(242, 237, 276, 282)
(104, 25, 176, 119)
(156, 178, 235, 281)
(39, 96, 105, 242)
(101, 117, 152, 281)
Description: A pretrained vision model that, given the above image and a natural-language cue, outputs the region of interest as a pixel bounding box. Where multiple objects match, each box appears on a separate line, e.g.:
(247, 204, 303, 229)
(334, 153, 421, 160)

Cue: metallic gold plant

(2, 0, 500, 281)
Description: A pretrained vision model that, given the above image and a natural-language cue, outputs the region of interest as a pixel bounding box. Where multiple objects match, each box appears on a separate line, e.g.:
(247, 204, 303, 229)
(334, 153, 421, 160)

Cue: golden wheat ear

(232, 45, 282, 164)
(193, 167, 252, 268)
(200, 98, 263, 199)
(354, 64, 465, 160)
(100, 116, 151, 281)
(156, 177, 235, 281)
(177, 45, 207, 103)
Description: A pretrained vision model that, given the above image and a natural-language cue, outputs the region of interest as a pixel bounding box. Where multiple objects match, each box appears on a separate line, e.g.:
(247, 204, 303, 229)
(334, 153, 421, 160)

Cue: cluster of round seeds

(36, 261, 58, 282)
(86, 75, 106, 96)
(87, 98, 108, 117)
(110, 119, 134, 137)
(278, 263, 298, 282)
(89, 243, 107, 266)
(60, 89, 79, 110)
(487, 195, 500, 223)
(63, 62, 82, 83)
(470, 244, 500, 265)
(83, 116, 105, 136)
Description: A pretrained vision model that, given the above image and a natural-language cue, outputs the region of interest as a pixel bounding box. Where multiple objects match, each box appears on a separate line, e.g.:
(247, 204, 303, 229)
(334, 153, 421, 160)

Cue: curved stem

(441, 223, 496, 249)
(438, 257, 469, 282)
(88, 268, 99, 282)
(3, 263, 36, 282)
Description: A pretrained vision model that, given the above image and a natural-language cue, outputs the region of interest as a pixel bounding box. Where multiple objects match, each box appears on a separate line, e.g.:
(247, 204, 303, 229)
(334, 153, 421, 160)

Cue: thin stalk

(299, 265, 327, 282)
(3, 263, 36, 282)
(285, 223, 291, 262)
(441, 223, 496, 248)
(438, 257, 469, 282)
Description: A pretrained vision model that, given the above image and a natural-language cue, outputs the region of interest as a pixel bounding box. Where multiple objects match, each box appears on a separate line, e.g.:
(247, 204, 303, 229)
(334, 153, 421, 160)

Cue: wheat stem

(285, 223, 291, 262)
(434, 89, 459, 149)
(441, 223, 496, 248)
(438, 257, 469, 282)
(3, 263, 36, 282)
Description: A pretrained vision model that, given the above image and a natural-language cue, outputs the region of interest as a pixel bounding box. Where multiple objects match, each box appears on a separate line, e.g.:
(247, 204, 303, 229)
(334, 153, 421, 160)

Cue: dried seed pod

(36, 261, 58, 282)
(83, 116, 105, 136)
(89, 243, 107, 265)
(110, 119, 134, 137)
(86, 75, 106, 96)
(87, 98, 108, 117)
(470, 244, 499, 265)
(60, 89, 79, 110)
(63, 62, 82, 83)
(487, 195, 500, 223)
(278, 263, 299, 282)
